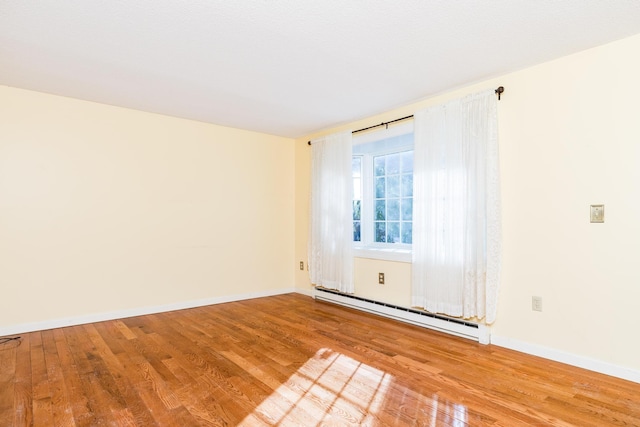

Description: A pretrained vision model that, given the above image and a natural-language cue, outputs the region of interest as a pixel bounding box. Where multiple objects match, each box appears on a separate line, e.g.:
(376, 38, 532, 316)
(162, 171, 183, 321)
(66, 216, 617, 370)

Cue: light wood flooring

(1, 293, 639, 426)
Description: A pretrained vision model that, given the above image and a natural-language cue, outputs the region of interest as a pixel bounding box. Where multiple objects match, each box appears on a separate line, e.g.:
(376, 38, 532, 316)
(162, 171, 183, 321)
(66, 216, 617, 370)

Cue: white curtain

(412, 89, 501, 323)
(309, 131, 354, 293)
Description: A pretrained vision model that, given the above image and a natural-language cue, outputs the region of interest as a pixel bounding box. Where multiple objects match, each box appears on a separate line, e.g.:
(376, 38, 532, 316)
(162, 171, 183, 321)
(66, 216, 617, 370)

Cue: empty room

(1, 1, 640, 426)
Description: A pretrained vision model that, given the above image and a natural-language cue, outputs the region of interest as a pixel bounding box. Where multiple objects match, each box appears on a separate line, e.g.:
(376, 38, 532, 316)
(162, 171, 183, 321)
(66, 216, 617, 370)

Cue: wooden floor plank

(55, 327, 99, 427)
(41, 329, 76, 427)
(0, 336, 19, 423)
(12, 333, 33, 427)
(1, 293, 639, 426)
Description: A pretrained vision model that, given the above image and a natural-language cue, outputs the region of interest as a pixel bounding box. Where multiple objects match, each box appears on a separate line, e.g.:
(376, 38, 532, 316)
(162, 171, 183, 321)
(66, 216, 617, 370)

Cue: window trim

(353, 246, 412, 263)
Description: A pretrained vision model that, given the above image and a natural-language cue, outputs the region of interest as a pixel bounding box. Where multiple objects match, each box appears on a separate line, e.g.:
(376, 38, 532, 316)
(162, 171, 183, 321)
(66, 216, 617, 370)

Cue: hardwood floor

(1, 293, 639, 426)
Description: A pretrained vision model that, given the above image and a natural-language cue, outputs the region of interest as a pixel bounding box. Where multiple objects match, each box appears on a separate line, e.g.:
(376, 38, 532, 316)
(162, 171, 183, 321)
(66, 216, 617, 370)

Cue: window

(352, 124, 414, 261)
(352, 156, 362, 242)
(373, 150, 413, 244)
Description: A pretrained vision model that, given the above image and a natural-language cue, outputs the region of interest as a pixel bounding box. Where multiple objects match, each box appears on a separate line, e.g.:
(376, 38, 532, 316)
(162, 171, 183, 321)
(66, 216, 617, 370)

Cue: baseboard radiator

(313, 287, 490, 344)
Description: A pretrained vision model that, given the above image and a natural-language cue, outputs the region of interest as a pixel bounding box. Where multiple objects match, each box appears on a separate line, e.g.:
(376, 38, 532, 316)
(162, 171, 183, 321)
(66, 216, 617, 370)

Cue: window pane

(352, 156, 362, 242)
(375, 200, 386, 220)
(387, 222, 400, 243)
(401, 151, 413, 173)
(402, 222, 412, 244)
(374, 156, 385, 176)
(387, 199, 399, 220)
(401, 174, 413, 197)
(375, 177, 385, 198)
(401, 198, 412, 221)
(387, 175, 400, 197)
(352, 157, 362, 177)
(386, 153, 400, 175)
(375, 222, 386, 243)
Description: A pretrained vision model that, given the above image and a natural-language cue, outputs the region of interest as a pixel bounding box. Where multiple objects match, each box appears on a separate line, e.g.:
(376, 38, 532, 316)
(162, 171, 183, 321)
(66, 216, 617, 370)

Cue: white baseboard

(0, 287, 296, 337)
(294, 287, 314, 297)
(312, 287, 488, 343)
(491, 335, 640, 384)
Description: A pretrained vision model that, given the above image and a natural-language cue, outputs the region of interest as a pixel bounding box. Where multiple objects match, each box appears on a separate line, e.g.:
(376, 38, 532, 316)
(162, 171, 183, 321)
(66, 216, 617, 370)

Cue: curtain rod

(308, 86, 504, 145)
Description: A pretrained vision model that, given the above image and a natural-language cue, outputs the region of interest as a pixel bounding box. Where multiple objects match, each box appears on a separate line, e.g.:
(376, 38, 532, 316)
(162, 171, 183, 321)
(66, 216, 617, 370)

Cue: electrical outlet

(378, 272, 385, 285)
(299, 261, 304, 271)
(532, 296, 542, 312)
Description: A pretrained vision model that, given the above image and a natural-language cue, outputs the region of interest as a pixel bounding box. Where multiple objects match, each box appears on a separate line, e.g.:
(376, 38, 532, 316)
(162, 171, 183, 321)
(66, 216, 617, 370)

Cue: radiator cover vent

(313, 287, 489, 344)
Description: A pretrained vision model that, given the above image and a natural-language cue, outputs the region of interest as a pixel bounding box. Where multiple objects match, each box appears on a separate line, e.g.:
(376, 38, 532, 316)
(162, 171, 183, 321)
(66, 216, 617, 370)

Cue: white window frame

(353, 122, 414, 263)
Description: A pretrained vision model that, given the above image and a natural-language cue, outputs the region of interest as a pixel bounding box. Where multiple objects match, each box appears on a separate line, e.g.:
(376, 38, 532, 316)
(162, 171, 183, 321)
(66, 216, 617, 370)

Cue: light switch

(532, 296, 542, 312)
(590, 204, 604, 223)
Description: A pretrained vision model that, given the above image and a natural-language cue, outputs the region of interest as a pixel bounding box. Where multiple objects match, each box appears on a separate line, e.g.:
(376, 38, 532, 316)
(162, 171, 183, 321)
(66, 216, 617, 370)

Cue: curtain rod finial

(495, 86, 504, 100)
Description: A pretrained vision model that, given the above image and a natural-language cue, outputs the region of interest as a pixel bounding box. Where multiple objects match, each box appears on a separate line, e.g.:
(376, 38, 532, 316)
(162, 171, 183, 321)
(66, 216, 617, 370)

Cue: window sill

(353, 246, 412, 263)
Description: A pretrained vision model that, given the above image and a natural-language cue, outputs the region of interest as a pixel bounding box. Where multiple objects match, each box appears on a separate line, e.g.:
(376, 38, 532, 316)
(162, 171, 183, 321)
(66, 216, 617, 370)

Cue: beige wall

(0, 86, 295, 329)
(495, 33, 640, 372)
(295, 33, 640, 374)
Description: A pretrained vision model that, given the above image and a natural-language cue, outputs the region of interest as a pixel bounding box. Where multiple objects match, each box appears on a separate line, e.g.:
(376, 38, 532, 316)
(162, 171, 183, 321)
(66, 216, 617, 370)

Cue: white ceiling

(2, 1, 640, 138)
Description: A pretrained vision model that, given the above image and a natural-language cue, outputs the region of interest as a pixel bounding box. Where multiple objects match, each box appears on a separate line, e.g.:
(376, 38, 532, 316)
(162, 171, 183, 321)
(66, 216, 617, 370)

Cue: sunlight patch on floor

(239, 348, 392, 426)
(428, 394, 468, 427)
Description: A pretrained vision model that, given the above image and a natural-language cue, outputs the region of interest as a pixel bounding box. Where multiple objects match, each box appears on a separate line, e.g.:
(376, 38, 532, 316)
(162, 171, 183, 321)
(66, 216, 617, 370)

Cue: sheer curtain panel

(309, 131, 354, 293)
(412, 89, 501, 323)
